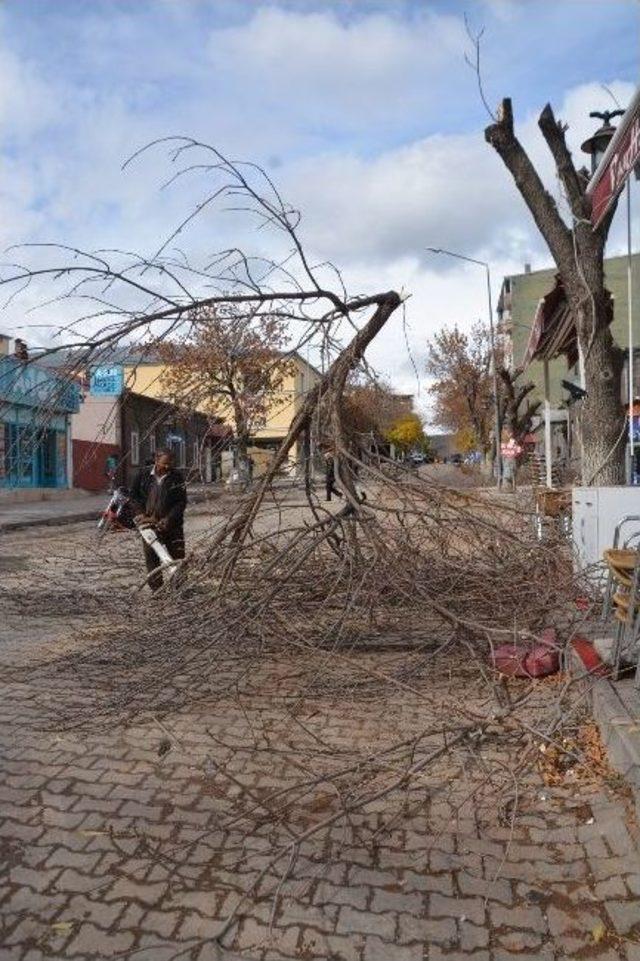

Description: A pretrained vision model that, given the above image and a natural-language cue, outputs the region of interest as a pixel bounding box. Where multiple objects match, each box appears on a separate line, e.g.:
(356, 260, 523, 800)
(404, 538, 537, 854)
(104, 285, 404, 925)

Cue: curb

(591, 678, 640, 794)
(0, 509, 102, 533)
(570, 647, 640, 816)
(0, 488, 217, 534)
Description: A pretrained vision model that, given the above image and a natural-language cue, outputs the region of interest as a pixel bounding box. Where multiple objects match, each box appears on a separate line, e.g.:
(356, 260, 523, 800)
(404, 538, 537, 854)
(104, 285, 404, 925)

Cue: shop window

(3, 424, 35, 486)
(131, 429, 140, 466)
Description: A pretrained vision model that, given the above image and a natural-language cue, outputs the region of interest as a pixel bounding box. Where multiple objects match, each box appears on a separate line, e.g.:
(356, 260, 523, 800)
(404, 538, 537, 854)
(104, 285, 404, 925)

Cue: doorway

(37, 430, 58, 487)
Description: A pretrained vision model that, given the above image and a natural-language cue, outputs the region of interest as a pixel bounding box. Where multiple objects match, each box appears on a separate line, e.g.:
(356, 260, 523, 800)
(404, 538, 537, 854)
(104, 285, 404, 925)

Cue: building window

(149, 433, 156, 457)
(131, 429, 140, 466)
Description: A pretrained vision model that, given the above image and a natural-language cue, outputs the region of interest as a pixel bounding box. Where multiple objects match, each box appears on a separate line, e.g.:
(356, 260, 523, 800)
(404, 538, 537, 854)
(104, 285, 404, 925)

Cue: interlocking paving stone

(605, 899, 640, 935)
(2, 517, 640, 961)
(396, 913, 457, 946)
(430, 891, 485, 925)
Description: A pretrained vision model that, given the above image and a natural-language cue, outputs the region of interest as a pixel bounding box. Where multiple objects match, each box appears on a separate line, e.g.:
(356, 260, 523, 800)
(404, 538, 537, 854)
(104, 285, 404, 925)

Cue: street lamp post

(426, 247, 502, 486)
(580, 110, 624, 175)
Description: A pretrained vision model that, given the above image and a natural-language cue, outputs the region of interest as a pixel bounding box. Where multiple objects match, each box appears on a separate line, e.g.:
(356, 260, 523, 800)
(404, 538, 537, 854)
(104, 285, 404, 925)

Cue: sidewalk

(0, 485, 219, 533)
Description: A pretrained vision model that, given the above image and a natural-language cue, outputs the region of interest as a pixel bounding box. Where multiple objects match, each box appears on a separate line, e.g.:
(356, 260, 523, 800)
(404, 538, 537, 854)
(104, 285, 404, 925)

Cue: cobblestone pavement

(1, 509, 640, 961)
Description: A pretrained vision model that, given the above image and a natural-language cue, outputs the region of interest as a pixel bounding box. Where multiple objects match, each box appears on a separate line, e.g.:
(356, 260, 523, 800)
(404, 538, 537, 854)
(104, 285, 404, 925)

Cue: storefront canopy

(522, 276, 613, 370)
(522, 277, 576, 369)
(0, 356, 80, 413)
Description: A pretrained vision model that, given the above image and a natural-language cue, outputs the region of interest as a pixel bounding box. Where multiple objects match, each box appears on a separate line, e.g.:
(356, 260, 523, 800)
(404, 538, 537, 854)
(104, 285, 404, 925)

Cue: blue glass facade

(0, 356, 80, 488)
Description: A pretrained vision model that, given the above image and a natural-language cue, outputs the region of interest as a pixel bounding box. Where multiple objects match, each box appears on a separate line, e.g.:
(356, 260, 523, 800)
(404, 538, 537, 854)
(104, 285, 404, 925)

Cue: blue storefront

(0, 355, 80, 488)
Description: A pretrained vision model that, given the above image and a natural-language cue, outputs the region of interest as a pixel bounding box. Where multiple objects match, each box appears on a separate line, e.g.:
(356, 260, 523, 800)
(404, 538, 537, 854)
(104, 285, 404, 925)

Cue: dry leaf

(592, 921, 606, 943)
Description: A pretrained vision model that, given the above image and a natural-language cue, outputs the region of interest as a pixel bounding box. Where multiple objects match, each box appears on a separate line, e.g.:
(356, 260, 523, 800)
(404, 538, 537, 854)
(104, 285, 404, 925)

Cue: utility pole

(426, 248, 502, 486)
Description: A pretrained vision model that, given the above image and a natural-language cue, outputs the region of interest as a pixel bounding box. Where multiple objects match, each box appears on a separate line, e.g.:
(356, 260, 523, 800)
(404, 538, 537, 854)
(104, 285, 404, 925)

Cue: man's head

(154, 448, 174, 476)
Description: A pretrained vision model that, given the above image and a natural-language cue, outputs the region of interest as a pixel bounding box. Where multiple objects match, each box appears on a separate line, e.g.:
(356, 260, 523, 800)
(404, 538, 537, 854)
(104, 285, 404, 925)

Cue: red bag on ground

(492, 628, 560, 678)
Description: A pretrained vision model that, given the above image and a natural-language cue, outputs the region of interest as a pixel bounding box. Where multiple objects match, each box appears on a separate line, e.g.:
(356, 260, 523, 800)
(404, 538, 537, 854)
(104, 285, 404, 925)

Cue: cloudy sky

(1, 0, 638, 412)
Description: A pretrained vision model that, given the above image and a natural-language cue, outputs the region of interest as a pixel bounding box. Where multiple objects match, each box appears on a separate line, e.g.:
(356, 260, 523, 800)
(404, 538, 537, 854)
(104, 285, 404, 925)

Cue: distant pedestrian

(500, 430, 523, 491)
(325, 450, 342, 502)
(131, 448, 187, 592)
(105, 454, 118, 492)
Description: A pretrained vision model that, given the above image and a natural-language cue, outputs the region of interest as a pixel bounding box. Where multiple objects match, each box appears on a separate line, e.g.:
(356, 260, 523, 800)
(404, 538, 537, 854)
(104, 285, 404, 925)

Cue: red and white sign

(588, 87, 640, 228)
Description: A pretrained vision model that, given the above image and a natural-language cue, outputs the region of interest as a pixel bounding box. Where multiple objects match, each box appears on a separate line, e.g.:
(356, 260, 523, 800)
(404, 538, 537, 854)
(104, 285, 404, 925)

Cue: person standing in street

(500, 429, 523, 491)
(325, 449, 342, 502)
(104, 454, 118, 492)
(131, 448, 187, 592)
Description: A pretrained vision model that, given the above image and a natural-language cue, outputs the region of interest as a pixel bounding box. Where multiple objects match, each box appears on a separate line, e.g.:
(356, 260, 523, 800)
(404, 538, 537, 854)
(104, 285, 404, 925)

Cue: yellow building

(122, 349, 322, 466)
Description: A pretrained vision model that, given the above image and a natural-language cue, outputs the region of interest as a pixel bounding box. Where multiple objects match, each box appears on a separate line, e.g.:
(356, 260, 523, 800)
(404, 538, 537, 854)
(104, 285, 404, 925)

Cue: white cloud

(282, 133, 519, 264)
(0, 49, 62, 140)
(280, 79, 637, 271)
(207, 6, 468, 132)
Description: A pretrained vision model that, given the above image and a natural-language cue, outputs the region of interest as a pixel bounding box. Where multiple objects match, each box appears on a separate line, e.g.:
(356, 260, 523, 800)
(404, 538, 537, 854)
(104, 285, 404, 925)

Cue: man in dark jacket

(324, 450, 342, 502)
(131, 448, 187, 592)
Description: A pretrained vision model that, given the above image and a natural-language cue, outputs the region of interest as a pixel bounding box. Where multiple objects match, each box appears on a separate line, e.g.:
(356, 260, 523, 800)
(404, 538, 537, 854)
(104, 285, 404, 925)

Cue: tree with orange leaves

(426, 322, 497, 456)
(157, 305, 294, 471)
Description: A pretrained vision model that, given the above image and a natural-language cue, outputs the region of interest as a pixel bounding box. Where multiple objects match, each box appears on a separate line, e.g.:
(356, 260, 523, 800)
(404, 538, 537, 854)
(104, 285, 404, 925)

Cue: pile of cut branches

(0, 141, 607, 950)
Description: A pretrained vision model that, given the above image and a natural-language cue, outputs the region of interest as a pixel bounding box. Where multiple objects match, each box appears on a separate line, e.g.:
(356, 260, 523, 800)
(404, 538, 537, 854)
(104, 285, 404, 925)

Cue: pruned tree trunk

(497, 366, 541, 441)
(486, 98, 625, 486)
(576, 305, 625, 484)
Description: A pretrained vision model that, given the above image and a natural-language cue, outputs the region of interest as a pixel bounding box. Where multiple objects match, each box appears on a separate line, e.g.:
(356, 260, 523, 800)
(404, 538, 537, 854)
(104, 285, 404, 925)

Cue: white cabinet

(572, 486, 640, 572)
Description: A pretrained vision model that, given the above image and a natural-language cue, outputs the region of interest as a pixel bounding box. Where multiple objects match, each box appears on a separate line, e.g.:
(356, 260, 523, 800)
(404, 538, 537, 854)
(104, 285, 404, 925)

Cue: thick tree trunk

(574, 300, 625, 485)
(230, 396, 250, 478)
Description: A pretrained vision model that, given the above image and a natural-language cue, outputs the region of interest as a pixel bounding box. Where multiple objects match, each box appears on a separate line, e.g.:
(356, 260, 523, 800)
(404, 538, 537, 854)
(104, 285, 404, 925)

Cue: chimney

(14, 338, 28, 361)
(524, 262, 531, 274)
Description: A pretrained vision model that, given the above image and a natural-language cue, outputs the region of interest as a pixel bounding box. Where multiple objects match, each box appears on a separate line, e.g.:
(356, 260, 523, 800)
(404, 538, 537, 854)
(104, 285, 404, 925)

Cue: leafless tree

(0, 138, 402, 495)
(486, 100, 624, 485)
(497, 365, 541, 442)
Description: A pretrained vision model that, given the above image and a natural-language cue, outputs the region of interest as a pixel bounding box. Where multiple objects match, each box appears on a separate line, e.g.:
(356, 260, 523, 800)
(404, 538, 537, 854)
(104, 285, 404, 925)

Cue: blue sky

(1, 0, 638, 396)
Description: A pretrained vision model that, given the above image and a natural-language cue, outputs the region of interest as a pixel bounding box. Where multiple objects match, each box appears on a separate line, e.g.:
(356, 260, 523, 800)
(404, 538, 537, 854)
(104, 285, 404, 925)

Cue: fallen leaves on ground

(538, 721, 614, 787)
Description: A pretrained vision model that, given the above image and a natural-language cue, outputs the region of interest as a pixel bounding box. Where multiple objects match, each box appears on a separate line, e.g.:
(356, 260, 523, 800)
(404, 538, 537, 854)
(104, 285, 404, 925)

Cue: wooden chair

(533, 488, 572, 541)
(606, 552, 640, 685)
(602, 515, 640, 622)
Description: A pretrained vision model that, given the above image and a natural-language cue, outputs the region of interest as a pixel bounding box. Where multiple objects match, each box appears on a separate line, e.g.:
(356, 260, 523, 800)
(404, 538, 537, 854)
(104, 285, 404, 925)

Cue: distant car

(450, 454, 463, 465)
(409, 452, 426, 466)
